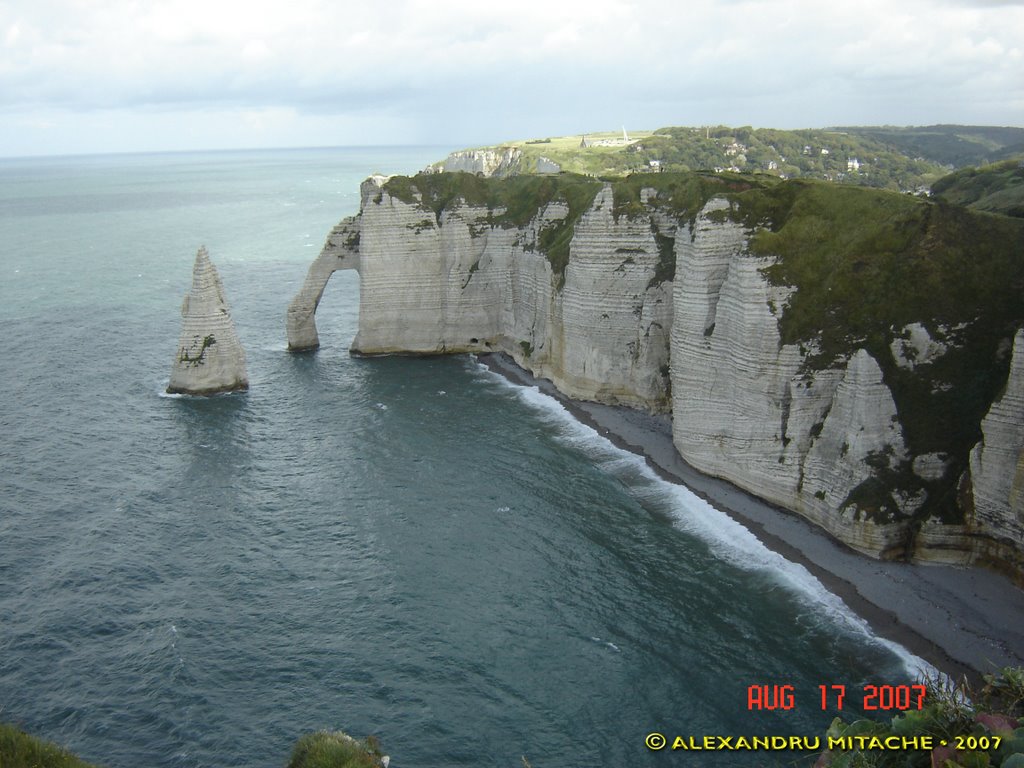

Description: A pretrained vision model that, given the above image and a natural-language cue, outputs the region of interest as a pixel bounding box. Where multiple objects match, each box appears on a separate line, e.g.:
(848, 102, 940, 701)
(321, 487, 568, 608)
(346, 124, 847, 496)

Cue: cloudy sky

(1, 0, 1022, 157)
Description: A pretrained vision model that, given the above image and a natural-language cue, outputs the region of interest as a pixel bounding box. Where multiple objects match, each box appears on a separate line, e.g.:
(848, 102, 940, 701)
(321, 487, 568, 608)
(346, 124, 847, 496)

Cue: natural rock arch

(286, 176, 387, 351)
(285, 232, 360, 351)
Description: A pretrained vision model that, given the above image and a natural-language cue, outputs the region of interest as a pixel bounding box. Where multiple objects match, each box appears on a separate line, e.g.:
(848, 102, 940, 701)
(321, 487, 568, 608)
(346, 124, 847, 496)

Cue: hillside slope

(434, 125, 1022, 192)
(930, 160, 1024, 218)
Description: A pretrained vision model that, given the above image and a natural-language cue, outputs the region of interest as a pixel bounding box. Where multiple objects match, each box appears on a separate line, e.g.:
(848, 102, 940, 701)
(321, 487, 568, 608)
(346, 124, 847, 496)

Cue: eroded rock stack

(167, 246, 248, 395)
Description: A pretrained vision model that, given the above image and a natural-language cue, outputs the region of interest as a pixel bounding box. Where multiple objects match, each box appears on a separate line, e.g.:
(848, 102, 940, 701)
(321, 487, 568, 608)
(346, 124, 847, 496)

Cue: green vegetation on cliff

(286, 731, 387, 768)
(384, 171, 602, 288)
(455, 125, 1024, 195)
(0, 724, 101, 768)
(454, 124, 1024, 192)
(931, 160, 1024, 218)
(834, 124, 1024, 168)
(0, 724, 388, 768)
(608, 170, 776, 223)
(383, 170, 774, 289)
(729, 179, 1024, 525)
(636, 126, 953, 191)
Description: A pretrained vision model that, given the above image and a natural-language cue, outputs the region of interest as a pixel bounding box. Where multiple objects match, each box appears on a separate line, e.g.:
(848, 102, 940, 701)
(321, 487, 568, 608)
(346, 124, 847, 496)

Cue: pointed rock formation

(167, 247, 249, 395)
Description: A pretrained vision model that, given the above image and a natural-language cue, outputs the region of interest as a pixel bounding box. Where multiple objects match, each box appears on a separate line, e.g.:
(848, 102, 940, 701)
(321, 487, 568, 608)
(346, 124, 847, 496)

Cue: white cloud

(0, 0, 1021, 155)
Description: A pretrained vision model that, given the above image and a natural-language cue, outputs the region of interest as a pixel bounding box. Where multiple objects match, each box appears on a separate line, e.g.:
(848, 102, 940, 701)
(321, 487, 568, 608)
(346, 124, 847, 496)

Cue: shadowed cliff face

(287, 171, 1024, 580)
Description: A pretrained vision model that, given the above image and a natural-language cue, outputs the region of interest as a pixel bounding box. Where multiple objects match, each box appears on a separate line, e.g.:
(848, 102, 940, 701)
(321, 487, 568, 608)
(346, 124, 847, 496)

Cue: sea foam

(473, 361, 934, 679)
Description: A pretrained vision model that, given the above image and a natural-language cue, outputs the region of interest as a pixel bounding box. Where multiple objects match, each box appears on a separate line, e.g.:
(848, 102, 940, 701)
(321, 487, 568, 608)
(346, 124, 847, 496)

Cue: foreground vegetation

(0, 725, 388, 768)
(817, 667, 1024, 767)
(0, 723, 101, 768)
(6, 670, 1022, 767)
(285, 731, 388, 768)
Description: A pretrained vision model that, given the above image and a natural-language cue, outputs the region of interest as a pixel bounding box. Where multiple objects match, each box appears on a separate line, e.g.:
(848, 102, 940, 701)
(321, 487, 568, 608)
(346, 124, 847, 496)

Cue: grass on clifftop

(383, 171, 603, 288)
(382, 170, 780, 290)
(0, 723, 101, 768)
(608, 170, 779, 224)
(0, 724, 388, 768)
(286, 731, 387, 768)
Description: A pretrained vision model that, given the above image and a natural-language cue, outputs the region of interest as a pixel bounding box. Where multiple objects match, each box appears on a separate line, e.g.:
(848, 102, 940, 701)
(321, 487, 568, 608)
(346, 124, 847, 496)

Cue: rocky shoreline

(478, 351, 1024, 685)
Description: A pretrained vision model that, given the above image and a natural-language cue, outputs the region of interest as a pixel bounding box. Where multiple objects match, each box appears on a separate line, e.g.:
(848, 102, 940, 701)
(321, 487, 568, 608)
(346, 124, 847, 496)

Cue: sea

(0, 147, 919, 768)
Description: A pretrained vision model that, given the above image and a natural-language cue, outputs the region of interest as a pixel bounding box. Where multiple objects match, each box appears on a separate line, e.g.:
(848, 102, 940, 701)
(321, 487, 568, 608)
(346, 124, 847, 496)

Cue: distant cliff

(440, 147, 522, 177)
(287, 171, 1024, 580)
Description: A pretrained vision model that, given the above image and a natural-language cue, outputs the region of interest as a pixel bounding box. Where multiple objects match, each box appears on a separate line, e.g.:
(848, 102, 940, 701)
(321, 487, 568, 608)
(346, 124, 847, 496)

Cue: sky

(1, 0, 1023, 157)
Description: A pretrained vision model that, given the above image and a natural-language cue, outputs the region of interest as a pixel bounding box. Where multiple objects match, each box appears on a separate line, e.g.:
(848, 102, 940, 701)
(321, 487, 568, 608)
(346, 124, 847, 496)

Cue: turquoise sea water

(0, 147, 915, 767)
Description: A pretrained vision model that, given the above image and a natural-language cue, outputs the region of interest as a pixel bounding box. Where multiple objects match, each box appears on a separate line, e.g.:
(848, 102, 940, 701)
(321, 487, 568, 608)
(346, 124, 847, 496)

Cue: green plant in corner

(815, 668, 1024, 768)
(0, 724, 101, 768)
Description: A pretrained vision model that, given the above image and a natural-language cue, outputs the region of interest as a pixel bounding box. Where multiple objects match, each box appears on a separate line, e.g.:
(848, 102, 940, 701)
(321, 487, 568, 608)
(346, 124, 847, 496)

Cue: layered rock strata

(968, 330, 1024, 561)
(669, 203, 913, 557)
(288, 179, 673, 410)
(168, 247, 248, 395)
(287, 174, 1024, 577)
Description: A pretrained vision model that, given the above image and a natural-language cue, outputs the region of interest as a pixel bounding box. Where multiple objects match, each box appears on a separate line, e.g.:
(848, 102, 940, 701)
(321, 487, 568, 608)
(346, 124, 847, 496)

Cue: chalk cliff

(168, 247, 248, 395)
(442, 147, 522, 177)
(968, 329, 1024, 563)
(287, 172, 1024, 578)
(289, 175, 673, 410)
(669, 202, 913, 558)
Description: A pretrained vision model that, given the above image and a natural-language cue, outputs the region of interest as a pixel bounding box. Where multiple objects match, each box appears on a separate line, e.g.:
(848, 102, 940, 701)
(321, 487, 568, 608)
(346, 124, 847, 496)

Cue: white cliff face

(442, 148, 522, 177)
(168, 247, 248, 395)
(799, 349, 914, 556)
(536, 157, 562, 174)
(669, 199, 914, 557)
(546, 187, 673, 408)
(296, 181, 674, 409)
(970, 329, 1024, 555)
(286, 177, 1022, 572)
(672, 200, 813, 508)
(351, 190, 505, 354)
